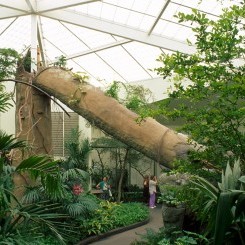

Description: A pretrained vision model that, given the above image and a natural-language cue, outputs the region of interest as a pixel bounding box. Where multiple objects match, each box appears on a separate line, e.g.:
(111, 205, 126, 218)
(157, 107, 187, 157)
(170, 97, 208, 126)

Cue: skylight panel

(41, 18, 88, 57)
(108, 0, 134, 9)
(161, 2, 192, 20)
(123, 42, 162, 77)
(87, 1, 102, 17)
(126, 12, 145, 28)
(131, 0, 151, 13)
(97, 46, 152, 82)
(175, 27, 196, 43)
(100, 4, 117, 21)
(113, 7, 131, 24)
(145, 0, 166, 16)
(74, 53, 126, 83)
(43, 40, 64, 63)
(62, 23, 115, 49)
(0, 18, 15, 34)
(139, 15, 155, 31)
(160, 21, 185, 39)
(0, 16, 31, 52)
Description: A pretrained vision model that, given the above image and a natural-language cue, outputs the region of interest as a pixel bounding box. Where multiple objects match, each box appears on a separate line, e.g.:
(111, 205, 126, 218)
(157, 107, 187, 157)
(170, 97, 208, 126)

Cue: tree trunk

(34, 67, 197, 169)
(13, 68, 52, 198)
(117, 148, 128, 203)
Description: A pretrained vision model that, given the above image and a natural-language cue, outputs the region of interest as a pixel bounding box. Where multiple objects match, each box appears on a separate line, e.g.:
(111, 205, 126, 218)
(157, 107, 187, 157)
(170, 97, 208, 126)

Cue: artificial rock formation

(34, 67, 196, 169)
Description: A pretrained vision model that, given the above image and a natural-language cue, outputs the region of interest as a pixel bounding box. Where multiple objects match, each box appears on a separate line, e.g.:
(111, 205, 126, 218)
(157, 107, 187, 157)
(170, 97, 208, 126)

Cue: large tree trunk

(13, 68, 52, 198)
(34, 67, 197, 169)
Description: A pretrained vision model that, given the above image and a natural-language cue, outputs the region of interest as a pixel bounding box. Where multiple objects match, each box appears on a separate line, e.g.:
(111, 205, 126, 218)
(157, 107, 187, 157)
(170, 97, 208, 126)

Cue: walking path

(90, 205, 163, 245)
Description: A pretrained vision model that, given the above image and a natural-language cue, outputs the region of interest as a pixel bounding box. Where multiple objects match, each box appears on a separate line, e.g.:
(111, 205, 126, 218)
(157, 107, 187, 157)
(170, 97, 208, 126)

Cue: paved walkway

(90, 205, 163, 245)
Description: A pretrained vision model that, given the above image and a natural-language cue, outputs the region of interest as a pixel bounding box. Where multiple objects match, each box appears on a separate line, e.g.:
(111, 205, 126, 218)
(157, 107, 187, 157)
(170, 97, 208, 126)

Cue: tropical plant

(190, 159, 245, 245)
(151, 1, 245, 169)
(62, 128, 91, 171)
(158, 190, 182, 207)
(0, 132, 76, 244)
(132, 227, 209, 245)
(80, 201, 149, 238)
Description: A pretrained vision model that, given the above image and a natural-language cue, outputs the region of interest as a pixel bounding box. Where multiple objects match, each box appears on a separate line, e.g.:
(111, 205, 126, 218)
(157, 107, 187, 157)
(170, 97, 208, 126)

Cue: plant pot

(162, 203, 185, 229)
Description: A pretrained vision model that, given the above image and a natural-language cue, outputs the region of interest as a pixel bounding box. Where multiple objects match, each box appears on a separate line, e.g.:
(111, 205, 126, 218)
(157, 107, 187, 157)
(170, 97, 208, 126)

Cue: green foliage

(105, 81, 120, 100)
(0, 48, 19, 80)
(53, 55, 67, 68)
(0, 132, 88, 244)
(152, 3, 245, 168)
(16, 156, 63, 199)
(132, 227, 209, 245)
(158, 191, 182, 207)
(80, 201, 149, 238)
(190, 159, 245, 244)
(105, 81, 153, 114)
(0, 48, 19, 113)
(63, 128, 91, 171)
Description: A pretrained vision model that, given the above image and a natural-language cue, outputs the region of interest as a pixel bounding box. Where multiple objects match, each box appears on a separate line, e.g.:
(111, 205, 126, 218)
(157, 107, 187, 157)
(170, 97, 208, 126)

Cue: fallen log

(34, 67, 198, 168)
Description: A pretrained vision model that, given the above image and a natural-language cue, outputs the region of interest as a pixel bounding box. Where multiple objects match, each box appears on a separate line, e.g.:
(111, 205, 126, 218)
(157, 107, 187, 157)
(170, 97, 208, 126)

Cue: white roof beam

(0, 18, 17, 36)
(0, 0, 29, 13)
(25, 0, 36, 12)
(37, 16, 47, 67)
(148, 0, 171, 35)
(37, 0, 102, 14)
(0, 9, 28, 19)
(65, 40, 132, 60)
(40, 10, 196, 54)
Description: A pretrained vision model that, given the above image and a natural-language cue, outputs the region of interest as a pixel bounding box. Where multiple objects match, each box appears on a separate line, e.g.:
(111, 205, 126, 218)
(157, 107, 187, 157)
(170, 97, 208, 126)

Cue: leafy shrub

(80, 201, 149, 238)
(131, 227, 209, 245)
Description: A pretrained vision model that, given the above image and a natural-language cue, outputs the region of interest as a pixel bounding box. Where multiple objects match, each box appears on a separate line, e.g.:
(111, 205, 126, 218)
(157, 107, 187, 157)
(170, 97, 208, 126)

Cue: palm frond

(62, 168, 89, 181)
(65, 195, 98, 217)
(0, 91, 13, 113)
(0, 131, 26, 152)
(10, 201, 74, 244)
(16, 156, 63, 199)
(21, 186, 44, 204)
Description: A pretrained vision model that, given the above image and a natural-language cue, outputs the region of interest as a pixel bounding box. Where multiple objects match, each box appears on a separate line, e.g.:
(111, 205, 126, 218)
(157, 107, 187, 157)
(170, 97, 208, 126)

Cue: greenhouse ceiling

(0, 0, 240, 87)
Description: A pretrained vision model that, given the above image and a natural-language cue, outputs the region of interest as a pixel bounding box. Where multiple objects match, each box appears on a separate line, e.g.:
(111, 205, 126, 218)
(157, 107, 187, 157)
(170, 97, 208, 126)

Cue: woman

(96, 176, 110, 200)
(143, 175, 149, 205)
(149, 175, 157, 208)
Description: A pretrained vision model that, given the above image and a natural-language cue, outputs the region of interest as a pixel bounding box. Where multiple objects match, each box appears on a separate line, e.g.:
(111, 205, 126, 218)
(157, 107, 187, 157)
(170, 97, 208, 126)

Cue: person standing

(149, 175, 157, 208)
(96, 177, 110, 200)
(143, 175, 149, 205)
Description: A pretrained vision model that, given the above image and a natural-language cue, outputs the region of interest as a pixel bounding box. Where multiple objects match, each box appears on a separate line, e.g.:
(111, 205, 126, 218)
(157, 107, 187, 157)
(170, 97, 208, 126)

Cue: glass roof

(0, 0, 240, 88)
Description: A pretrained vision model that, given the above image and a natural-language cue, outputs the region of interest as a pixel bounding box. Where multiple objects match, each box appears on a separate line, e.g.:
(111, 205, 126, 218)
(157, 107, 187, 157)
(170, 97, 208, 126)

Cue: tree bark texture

(34, 67, 196, 169)
(15, 71, 52, 158)
(13, 69, 52, 198)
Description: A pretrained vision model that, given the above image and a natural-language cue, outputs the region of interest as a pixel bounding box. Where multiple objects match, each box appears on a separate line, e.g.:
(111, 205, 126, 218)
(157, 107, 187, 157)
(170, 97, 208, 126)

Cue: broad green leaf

(214, 192, 241, 245)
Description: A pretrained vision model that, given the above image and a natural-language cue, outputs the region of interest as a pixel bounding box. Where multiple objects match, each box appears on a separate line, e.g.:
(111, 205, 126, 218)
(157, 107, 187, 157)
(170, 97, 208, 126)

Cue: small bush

(80, 201, 149, 238)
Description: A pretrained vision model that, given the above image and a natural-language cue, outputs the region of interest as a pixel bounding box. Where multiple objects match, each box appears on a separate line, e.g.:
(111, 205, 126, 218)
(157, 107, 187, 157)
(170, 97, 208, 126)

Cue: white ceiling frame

(37, 0, 102, 13)
(0, 9, 28, 20)
(25, 0, 36, 12)
(148, 0, 171, 35)
(65, 40, 132, 60)
(40, 10, 196, 54)
(0, 0, 29, 13)
(59, 22, 129, 82)
(37, 16, 47, 67)
(0, 18, 17, 36)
